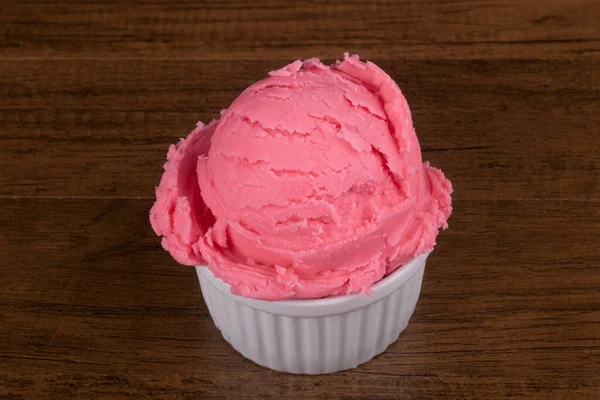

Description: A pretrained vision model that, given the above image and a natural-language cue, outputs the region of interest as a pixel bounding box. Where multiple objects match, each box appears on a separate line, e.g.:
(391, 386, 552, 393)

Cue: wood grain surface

(1, 1, 599, 399)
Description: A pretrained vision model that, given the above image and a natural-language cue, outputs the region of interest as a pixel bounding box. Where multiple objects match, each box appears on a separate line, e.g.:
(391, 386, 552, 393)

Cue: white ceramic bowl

(196, 252, 429, 374)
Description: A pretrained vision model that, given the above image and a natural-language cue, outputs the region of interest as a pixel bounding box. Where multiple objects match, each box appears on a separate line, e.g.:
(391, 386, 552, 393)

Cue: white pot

(196, 252, 429, 374)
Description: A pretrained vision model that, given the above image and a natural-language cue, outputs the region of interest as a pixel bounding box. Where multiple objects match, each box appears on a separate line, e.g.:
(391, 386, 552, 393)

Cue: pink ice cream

(150, 54, 452, 301)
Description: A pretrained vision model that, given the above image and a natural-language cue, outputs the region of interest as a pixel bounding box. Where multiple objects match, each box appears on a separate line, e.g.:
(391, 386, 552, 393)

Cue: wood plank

(1, 59, 599, 200)
(1, 0, 599, 60)
(1, 198, 599, 398)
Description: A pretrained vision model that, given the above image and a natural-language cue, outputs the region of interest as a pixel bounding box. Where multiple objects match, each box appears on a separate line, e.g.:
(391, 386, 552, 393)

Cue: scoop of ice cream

(150, 54, 452, 300)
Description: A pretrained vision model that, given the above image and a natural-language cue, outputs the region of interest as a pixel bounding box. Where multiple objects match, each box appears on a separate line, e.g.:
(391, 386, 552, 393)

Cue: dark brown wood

(1, 0, 599, 60)
(1, 59, 598, 200)
(1, 1, 599, 399)
(1, 198, 599, 399)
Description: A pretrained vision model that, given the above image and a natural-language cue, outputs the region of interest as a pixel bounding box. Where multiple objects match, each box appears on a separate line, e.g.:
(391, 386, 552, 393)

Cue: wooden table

(1, 1, 599, 398)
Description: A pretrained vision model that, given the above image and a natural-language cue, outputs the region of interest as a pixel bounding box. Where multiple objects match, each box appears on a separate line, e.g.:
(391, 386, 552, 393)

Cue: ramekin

(196, 252, 429, 374)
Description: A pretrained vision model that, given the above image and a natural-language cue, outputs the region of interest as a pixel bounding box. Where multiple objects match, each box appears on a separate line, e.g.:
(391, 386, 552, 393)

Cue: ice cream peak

(150, 54, 452, 300)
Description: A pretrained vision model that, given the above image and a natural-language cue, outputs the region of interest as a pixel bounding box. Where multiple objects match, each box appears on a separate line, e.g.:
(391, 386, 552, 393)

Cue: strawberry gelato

(150, 54, 452, 300)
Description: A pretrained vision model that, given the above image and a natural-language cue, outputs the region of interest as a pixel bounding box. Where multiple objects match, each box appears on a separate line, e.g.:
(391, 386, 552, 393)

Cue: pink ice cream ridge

(150, 54, 453, 301)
